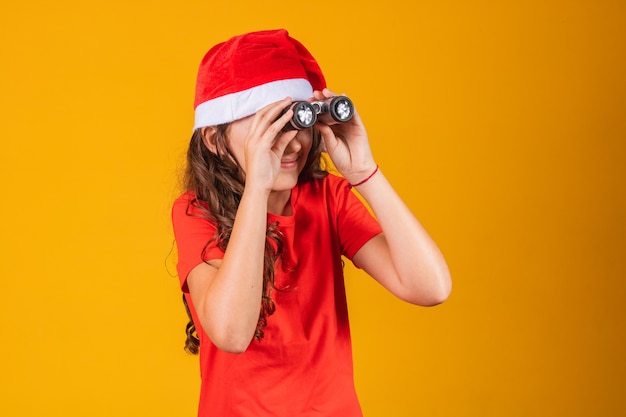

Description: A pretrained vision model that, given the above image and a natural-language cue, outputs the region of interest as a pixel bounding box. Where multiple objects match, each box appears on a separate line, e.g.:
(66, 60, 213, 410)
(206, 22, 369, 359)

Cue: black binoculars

(280, 96, 354, 131)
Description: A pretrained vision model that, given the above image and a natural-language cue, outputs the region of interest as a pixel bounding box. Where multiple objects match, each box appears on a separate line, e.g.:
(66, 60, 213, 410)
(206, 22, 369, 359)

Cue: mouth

(280, 156, 299, 169)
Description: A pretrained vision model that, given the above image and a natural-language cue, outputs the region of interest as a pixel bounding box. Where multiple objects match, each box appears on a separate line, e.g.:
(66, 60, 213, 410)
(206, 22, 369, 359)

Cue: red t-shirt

(172, 174, 382, 417)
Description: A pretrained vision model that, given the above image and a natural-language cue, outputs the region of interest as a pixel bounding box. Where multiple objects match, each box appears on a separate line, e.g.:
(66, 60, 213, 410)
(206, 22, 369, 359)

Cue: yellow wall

(1, 1, 625, 416)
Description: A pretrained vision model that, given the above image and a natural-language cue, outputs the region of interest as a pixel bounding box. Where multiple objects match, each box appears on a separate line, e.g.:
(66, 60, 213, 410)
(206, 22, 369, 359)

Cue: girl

(172, 29, 451, 417)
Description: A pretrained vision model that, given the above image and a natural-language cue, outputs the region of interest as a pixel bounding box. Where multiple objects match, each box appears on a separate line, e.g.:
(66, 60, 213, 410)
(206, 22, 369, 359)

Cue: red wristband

(346, 165, 379, 190)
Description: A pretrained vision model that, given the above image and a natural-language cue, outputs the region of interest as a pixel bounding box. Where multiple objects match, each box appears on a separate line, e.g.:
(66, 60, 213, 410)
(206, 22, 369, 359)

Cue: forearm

(354, 169, 451, 304)
(200, 187, 269, 351)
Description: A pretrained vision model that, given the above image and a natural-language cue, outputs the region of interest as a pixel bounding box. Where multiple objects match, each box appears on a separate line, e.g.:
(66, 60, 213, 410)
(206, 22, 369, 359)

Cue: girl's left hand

(312, 88, 377, 185)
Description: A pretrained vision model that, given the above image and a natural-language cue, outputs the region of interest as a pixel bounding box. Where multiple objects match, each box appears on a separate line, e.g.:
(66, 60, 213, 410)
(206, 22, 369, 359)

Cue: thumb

(316, 123, 336, 153)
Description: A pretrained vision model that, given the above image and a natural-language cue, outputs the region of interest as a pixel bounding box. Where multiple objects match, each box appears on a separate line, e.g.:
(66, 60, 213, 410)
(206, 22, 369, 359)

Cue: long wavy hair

(182, 124, 328, 354)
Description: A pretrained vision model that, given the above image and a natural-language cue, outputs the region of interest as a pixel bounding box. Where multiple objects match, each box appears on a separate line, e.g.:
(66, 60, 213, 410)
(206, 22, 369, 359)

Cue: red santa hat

(193, 29, 326, 129)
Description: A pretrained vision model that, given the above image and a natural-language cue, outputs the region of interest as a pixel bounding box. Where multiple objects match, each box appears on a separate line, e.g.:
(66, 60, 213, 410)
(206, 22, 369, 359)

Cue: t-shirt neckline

(267, 183, 299, 225)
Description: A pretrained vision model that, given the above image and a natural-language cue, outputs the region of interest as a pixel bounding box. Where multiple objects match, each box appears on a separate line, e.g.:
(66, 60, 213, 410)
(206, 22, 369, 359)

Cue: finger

(247, 98, 294, 145)
(265, 106, 297, 141)
(311, 90, 326, 101)
(315, 123, 337, 152)
(250, 97, 293, 131)
(271, 130, 298, 156)
(319, 135, 327, 152)
(322, 88, 338, 98)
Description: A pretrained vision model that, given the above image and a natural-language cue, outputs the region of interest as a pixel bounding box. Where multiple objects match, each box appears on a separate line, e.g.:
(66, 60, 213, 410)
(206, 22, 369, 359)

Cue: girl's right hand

(239, 98, 299, 193)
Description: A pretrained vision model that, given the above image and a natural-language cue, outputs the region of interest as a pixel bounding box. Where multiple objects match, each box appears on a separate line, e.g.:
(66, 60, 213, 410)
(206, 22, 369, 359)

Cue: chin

(273, 171, 300, 191)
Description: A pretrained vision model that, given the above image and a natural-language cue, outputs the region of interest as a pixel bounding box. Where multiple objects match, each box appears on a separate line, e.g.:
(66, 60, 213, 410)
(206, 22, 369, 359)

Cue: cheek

(227, 117, 252, 145)
(224, 125, 249, 167)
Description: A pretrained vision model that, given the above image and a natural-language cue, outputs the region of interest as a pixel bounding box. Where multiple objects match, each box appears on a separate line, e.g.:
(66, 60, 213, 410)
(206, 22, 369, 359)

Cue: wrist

(346, 164, 379, 190)
(242, 182, 271, 202)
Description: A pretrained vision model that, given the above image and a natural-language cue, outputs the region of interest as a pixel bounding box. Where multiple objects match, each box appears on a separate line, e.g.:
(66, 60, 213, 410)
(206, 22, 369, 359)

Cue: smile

(280, 157, 299, 168)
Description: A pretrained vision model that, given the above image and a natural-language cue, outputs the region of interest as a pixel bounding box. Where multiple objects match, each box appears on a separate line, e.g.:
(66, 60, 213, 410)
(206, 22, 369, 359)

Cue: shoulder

(324, 173, 350, 190)
(294, 174, 355, 217)
(171, 191, 214, 227)
(172, 191, 192, 217)
(173, 190, 193, 207)
(172, 190, 208, 215)
(298, 173, 349, 196)
(171, 190, 218, 245)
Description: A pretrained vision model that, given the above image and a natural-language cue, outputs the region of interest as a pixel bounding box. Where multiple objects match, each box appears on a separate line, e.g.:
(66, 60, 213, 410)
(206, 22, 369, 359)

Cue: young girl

(172, 29, 451, 417)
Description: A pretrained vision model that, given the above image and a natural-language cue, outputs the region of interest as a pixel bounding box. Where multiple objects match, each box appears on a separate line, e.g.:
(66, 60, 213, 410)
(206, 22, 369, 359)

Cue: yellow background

(1, 1, 625, 416)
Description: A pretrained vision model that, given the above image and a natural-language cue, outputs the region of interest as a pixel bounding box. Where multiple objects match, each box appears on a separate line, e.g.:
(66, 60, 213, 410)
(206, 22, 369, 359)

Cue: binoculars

(280, 96, 354, 131)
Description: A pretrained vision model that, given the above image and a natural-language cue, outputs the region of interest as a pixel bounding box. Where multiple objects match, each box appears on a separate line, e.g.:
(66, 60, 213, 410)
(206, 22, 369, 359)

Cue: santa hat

(193, 29, 326, 130)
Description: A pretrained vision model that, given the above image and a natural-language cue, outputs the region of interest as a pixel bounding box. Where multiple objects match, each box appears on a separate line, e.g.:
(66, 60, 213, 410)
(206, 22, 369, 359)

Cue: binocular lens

(295, 103, 315, 127)
(314, 96, 354, 125)
(281, 101, 316, 131)
(332, 98, 353, 122)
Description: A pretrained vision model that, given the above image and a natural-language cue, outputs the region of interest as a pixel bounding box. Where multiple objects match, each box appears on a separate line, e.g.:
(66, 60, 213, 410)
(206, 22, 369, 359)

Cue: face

(223, 115, 314, 191)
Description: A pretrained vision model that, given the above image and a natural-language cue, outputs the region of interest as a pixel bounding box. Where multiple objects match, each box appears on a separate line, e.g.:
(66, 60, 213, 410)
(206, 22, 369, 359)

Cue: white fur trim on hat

(193, 78, 314, 130)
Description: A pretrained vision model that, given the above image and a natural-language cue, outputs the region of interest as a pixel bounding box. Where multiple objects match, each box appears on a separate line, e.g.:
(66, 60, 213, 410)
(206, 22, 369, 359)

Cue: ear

(200, 126, 219, 153)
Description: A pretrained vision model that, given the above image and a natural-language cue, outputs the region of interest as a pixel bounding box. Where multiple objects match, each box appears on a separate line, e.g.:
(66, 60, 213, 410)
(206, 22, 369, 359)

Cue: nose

(284, 135, 303, 154)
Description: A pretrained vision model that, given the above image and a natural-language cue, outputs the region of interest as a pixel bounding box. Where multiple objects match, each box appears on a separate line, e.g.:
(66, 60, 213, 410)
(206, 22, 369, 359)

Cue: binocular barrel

(281, 96, 354, 131)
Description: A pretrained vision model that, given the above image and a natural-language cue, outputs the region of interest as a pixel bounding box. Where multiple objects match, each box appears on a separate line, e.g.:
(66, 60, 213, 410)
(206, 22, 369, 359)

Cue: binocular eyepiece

(281, 96, 354, 131)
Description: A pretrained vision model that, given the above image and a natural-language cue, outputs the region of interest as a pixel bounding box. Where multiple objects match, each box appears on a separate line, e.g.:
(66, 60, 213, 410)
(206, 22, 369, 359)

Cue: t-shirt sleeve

(171, 192, 225, 291)
(330, 176, 383, 262)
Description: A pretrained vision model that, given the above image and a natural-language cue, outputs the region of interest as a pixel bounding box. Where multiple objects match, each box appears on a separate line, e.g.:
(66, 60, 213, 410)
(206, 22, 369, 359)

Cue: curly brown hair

(181, 125, 328, 354)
